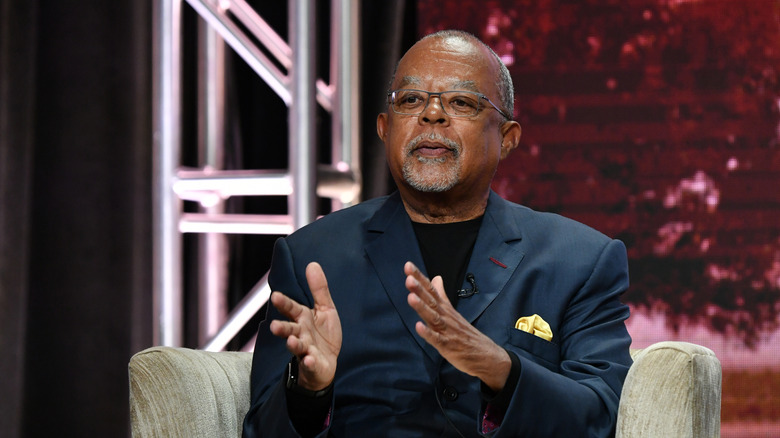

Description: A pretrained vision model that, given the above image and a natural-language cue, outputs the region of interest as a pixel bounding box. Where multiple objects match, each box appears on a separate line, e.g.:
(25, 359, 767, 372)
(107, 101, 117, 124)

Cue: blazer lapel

(456, 192, 525, 323)
(364, 193, 441, 362)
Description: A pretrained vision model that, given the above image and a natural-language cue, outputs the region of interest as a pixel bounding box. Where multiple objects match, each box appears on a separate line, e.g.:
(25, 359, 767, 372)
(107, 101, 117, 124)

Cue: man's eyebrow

(396, 77, 481, 92)
(450, 80, 480, 92)
(398, 76, 422, 88)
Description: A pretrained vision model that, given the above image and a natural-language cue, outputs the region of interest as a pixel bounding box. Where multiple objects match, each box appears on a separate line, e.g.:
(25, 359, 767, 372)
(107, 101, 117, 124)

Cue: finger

(405, 274, 442, 312)
(306, 262, 335, 308)
(414, 320, 443, 347)
(408, 290, 447, 332)
(286, 335, 310, 358)
(270, 291, 305, 321)
(406, 274, 439, 312)
(414, 320, 430, 339)
(404, 261, 426, 283)
(269, 319, 298, 339)
(411, 264, 446, 302)
(404, 262, 439, 305)
(301, 353, 318, 370)
(430, 275, 447, 301)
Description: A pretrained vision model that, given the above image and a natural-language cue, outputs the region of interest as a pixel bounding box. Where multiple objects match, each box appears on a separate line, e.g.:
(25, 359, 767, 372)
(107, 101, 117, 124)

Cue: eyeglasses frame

(387, 89, 512, 120)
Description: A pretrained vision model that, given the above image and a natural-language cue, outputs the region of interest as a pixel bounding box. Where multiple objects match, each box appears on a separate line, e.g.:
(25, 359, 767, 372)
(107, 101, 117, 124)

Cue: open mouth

(413, 142, 453, 158)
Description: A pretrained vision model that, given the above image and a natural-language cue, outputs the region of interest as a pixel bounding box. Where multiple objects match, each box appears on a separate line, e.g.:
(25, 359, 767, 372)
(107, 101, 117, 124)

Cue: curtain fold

(0, 1, 37, 436)
(0, 1, 152, 436)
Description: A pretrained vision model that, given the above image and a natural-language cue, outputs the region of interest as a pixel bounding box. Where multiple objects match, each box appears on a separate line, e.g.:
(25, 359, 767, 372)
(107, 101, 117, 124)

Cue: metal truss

(152, 0, 360, 350)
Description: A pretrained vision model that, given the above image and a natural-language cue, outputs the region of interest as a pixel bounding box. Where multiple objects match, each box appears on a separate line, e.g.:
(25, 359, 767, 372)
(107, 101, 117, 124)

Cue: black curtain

(0, 0, 413, 436)
(0, 1, 38, 437)
(1, 0, 153, 436)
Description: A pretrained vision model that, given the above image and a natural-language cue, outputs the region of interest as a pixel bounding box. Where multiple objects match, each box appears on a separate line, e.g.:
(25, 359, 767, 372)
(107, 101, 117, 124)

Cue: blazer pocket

(505, 327, 560, 372)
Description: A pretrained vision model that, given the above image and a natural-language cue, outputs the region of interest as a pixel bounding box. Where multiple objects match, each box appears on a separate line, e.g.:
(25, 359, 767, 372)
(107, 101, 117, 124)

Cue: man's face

(377, 36, 514, 199)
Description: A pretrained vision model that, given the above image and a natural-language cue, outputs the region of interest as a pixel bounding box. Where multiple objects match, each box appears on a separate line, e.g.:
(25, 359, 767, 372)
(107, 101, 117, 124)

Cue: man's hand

(405, 261, 511, 392)
(269, 262, 342, 391)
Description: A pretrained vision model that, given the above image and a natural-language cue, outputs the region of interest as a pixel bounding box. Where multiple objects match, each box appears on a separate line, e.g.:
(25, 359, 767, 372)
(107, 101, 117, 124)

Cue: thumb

(431, 275, 447, 300)
(305, 262, 334, 308)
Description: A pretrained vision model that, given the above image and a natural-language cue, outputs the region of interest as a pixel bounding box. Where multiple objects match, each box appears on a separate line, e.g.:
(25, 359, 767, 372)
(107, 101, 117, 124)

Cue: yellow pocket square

(514, 314, 553, 341)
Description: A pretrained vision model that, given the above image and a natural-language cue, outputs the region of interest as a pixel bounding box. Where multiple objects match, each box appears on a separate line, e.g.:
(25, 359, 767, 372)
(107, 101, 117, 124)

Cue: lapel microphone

(456, 273, 478, 298)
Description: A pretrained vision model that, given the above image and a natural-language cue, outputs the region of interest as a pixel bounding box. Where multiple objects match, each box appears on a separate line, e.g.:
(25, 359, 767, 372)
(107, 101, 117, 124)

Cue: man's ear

(377, 112, 389, 142)
(499, 120, 522, 160)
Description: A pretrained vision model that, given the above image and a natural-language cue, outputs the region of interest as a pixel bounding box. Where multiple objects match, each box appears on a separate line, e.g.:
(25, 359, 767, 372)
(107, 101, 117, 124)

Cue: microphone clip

(456, 273, 478, 298)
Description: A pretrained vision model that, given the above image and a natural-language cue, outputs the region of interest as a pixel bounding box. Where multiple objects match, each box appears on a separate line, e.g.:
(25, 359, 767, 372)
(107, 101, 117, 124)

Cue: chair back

(617, 341, 721, 438)
(129, 346, 252, 438)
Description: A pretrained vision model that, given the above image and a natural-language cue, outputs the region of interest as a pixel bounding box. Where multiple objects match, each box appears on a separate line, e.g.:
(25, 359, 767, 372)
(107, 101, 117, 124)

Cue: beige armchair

(128, 341, 721, 437)
(616, 341, 721, 437)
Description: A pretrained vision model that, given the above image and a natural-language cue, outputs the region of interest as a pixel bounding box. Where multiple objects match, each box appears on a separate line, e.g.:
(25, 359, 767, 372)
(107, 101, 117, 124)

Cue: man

(242, 30, 632, 437)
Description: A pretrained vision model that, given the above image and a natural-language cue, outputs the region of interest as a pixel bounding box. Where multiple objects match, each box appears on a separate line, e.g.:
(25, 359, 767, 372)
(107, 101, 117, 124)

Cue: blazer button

(442, 386, 458, 401)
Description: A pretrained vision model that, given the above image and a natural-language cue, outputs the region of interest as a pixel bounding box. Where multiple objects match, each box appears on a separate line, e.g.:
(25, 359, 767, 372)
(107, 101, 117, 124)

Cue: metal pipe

(226, 0, 292, 68)
(173, 166, 356, 200)
(330, 0, 343, 211)
(289, 0, 317, 229)
(330, 0, 361, 208)
(174, 170, 292, 197)
(152, 0, 184, 347)
(180, 213, 294, 235)
(185, 0, 291, 104)
(345, 0, 362, 203)
(200, 22, 226, 170)
(197, 21, 228, 346)
(222, 0, 334, 110)
(202, 274, 272, 351)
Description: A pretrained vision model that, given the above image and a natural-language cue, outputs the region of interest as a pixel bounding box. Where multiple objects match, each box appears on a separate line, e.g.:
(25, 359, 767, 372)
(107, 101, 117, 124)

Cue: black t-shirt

(411, 216, 483, 305)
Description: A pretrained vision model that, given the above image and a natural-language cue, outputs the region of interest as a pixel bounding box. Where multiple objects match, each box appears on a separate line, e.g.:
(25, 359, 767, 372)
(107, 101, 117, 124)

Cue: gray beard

(401, 133, 462, 193)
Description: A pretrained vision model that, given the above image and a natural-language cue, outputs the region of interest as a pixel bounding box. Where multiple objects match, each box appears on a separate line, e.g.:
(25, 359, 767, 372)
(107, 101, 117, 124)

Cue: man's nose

(419, 95, 449, 125)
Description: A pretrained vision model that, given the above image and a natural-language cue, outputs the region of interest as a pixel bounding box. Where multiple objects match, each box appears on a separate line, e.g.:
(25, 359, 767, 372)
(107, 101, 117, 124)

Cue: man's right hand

(269, 262, 342, 391)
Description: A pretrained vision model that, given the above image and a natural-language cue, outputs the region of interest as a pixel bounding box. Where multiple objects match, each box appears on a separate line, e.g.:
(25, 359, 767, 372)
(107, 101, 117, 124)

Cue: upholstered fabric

(129, 346, 252, 438)
(617, 341, 722, 438)
(128, 341, 721, 437)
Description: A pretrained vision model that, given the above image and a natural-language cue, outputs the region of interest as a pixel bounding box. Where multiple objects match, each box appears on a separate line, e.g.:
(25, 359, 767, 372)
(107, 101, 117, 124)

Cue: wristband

(285, 357, 332, 398)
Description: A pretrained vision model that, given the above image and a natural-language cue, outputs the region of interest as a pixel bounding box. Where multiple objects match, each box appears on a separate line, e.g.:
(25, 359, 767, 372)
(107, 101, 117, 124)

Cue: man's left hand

(404, 261, 511, 392)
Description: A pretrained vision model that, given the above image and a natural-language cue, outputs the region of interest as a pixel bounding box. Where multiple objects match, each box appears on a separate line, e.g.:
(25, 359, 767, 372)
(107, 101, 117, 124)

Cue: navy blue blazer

(243, 191, 632, 437)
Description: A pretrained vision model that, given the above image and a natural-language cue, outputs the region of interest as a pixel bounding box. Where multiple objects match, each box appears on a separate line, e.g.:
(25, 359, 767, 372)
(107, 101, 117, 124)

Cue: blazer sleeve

(490, 239, 633, 438)
(242, 237, 332, 438)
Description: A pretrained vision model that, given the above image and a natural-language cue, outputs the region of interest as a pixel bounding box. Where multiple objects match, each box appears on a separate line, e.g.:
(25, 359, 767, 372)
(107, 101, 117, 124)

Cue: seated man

(242, 29, 632, 438)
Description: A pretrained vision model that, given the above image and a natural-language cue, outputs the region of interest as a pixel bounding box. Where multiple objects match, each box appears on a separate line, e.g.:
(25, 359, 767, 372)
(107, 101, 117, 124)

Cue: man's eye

(401, 94, 423, 105)
(449, 96, 478, 109)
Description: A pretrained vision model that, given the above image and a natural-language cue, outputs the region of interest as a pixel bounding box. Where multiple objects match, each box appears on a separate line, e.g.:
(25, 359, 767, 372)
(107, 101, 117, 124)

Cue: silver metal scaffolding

(152, 0, 361, 350)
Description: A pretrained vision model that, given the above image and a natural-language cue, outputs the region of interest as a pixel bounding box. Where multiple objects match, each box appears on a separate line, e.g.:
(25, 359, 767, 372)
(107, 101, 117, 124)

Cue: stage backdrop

(417, 0, 780, 436)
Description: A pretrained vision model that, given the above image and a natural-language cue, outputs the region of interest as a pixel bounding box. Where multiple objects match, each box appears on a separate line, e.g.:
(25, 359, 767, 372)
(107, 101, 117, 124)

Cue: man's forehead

(395, 36, 496, 85)
(401, 40, 485, 68)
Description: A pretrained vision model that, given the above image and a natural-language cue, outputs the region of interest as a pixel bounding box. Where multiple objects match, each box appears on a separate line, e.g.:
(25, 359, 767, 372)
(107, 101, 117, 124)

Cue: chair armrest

(129, 346, 253, 438)
(617, 341, 721, 438)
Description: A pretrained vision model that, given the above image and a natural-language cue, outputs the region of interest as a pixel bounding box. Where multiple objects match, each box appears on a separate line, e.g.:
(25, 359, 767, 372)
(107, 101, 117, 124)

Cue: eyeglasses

(387, 89, 511, 120)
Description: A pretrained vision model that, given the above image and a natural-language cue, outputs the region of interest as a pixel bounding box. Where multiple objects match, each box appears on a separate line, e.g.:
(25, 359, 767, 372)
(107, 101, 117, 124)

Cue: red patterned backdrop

(418, 0, 780, 435)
